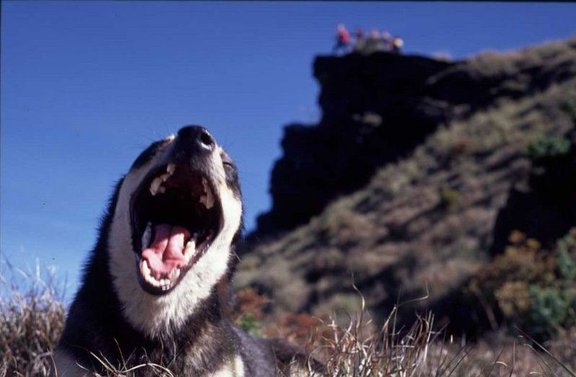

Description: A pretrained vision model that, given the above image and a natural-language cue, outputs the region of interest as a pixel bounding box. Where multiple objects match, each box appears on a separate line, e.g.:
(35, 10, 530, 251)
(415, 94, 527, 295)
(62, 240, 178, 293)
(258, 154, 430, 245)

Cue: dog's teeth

(200, 178, 215, 209)
(142, 262, 160, 286)
(161, 279, 171, 290)
(153, 277, 164, 288)
(142, 260, 151, 277)
(149, 177, 163, 196)
(167, 164, 176, 175)
(141, 259, 176, 290)
(149, 169, 172, 196)
(159, 172, 171, 182)
(184, 239, 197, 262)
(205, 187, 214, 209)
(170, 268, 181, 280)
(199, 194, 208, 209)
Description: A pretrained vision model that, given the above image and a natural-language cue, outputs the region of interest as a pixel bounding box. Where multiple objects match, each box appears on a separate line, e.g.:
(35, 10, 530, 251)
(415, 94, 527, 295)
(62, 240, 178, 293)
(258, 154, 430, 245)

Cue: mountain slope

(238, 37, 576, 336)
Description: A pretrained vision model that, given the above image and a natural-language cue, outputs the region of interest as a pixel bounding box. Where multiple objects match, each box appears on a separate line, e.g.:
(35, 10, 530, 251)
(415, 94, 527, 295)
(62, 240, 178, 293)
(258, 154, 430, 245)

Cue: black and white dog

(53, 126, 320, 376)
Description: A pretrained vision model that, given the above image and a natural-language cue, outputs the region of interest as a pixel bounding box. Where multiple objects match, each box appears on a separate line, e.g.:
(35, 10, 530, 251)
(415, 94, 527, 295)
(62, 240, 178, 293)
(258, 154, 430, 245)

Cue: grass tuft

(0, 258, 65, 377)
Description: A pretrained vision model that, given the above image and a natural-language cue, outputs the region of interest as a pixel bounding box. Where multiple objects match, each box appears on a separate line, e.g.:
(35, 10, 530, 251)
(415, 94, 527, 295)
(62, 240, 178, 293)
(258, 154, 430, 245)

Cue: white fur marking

(212, 355, 245, 377)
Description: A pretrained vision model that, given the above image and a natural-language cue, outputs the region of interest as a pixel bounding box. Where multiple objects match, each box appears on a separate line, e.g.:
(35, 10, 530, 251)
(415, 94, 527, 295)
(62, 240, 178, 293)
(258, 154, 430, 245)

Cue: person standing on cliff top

(381, 30, 392, 51)
(354, 28, 365, 42)
(391, 36, 404, 54)
(352, 27, 366, 52)
(333, 24, 351, 54)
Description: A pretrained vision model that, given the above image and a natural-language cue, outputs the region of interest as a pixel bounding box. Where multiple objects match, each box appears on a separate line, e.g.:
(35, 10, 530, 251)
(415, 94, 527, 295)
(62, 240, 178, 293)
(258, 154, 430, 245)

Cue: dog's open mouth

(131, 163, 222, 295)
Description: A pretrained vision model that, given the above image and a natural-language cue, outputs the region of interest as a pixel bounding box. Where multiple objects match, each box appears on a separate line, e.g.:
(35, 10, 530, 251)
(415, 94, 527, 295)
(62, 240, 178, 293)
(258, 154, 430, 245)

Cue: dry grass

(241, 289, 576, 377)
(1, 260, 575, 377)
(0, 258, 65, 377)
(282, 302, 576, 377)
(308, 309, 576, 377)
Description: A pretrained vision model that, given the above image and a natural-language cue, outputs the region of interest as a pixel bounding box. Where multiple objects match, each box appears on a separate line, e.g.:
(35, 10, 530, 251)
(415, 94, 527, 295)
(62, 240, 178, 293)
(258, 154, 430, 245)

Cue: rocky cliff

(239, 37, 576, 337)
(253, 54, 453, 236)
(254, 38, 576, 237)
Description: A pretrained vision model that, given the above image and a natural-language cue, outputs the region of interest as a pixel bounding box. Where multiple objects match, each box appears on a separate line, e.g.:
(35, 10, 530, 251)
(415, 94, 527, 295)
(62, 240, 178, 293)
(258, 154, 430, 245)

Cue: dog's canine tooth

(159, 172, 171, 182)
(149, 176, 163, 196)
(141, 259, 151, 277)
(199, 193, 212, 209)
(166, 163, 176, 175)
(205, 187, 214, 209)
(150, 170, 172, 196)
(199, 194, 207, 208)
(183, 239, 197, 262)
(200, 178, 215, 209)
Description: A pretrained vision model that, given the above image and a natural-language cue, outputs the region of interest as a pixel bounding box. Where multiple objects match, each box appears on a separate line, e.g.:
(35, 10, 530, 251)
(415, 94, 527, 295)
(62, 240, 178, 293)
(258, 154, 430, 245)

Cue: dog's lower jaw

(108, 229, 239, 340)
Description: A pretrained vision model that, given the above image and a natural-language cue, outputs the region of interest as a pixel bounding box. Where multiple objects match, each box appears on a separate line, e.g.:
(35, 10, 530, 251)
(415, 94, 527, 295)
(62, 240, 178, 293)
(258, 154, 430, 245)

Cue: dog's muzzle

(130, 127, 224, 295)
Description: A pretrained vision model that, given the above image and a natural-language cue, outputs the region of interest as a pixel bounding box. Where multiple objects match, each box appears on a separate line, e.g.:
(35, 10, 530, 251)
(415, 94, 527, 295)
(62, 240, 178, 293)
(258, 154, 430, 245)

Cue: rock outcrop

(254, 54, 454, 236)
(253, 37, 576, 238)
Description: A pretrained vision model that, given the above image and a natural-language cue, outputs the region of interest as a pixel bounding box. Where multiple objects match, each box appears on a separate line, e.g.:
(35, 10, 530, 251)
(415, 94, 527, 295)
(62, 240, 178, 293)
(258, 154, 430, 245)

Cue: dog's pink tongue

(142, 224, 190, 276)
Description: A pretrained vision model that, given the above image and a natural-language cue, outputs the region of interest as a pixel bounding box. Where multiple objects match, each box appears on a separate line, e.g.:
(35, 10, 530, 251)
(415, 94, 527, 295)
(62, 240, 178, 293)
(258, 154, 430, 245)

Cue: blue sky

(2, 1, 575, 298)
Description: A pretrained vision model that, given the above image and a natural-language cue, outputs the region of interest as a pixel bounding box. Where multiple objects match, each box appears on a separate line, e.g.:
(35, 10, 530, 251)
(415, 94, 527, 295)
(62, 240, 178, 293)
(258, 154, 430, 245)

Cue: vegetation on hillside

(237, 79, 576, 336)
(469, 229, 576, 341)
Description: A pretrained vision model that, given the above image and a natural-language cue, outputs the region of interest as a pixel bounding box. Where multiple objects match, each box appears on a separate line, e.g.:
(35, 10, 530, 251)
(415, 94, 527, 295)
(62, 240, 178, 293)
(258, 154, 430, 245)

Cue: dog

(53, 126, 322, 376)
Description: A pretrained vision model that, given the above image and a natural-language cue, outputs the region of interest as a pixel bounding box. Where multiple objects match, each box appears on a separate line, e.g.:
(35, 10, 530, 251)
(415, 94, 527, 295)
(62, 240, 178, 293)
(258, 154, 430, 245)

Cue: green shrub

(526, 285, 574, 340)
(560, 95, 576, 123)
(233, 287, 268, 336)
(526, 135, 570, 161)
(469, 229, 576, 341)
(236, 311, 263, 337)
(557, 232, 576, 280)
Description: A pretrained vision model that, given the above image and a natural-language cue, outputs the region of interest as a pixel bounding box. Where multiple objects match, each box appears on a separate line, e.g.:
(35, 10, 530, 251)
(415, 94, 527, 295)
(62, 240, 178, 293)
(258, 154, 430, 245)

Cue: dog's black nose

(178, 125, 216, 152)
